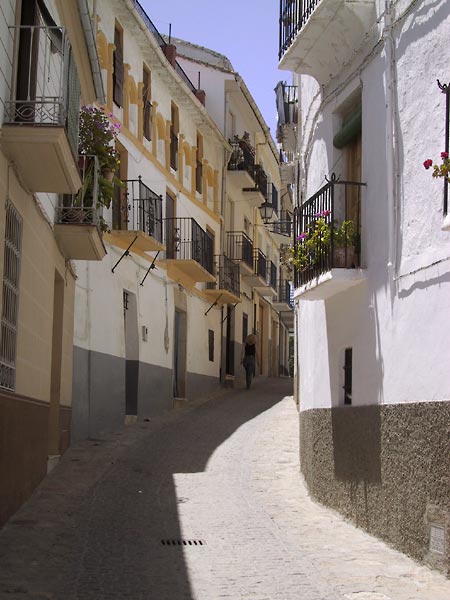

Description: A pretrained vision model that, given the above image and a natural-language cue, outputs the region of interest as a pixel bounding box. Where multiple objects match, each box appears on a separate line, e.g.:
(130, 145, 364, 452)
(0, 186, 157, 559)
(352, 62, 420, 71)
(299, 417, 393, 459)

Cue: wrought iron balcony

(278, 0, 377, 85)
(273, 279, 294, 311)
(293, 174, 366, 298)
(162, 217, 215, 283)
(268, 260, 277, 290)
(275, 82, 298, 152)
(1, 24, 81, 193)
(205, 255, 241, 305)
(226, 231, 254, 273)
(54, 156, 106, 260)
(272, 211, 293, 238)
(107, 177, 164, 254)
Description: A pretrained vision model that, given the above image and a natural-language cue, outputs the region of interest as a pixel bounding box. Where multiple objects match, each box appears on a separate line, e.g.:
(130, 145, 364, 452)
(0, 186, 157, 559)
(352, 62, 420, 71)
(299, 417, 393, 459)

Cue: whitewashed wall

(295, 0, 450, 411)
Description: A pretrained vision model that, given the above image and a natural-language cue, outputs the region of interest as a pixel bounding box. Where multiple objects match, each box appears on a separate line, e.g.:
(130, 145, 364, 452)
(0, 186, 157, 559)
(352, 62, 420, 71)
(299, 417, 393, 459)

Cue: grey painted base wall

(300, 402, 450, 576)
(72, 346, 222, 442)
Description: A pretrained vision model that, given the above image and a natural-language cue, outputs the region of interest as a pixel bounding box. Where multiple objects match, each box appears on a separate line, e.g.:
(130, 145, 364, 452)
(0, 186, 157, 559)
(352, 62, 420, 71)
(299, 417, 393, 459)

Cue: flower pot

(101, 168, 114, 182)
(333, 246, 358, 268)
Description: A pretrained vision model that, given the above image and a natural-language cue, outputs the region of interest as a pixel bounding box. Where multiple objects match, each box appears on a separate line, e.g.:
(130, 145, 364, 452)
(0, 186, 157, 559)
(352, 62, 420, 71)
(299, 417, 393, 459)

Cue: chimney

(195, 89, 206, 106)
(163, 44, 177, 67)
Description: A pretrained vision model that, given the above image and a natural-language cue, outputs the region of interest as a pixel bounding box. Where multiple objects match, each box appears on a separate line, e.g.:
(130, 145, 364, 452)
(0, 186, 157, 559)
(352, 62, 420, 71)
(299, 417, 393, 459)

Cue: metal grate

(161, 539, 206, 546)
(0, 202, 23, 391)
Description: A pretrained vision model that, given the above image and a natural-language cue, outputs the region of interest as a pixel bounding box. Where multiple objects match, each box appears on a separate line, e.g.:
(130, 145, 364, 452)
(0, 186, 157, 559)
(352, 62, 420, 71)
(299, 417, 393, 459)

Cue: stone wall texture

(300, 402, 450, 575)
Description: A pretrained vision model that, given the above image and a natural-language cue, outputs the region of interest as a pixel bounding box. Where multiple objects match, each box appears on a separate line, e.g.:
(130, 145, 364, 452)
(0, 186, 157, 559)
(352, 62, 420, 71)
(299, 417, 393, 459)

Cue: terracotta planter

(333, 246, 358, 269)
(101, 168, 114, 182)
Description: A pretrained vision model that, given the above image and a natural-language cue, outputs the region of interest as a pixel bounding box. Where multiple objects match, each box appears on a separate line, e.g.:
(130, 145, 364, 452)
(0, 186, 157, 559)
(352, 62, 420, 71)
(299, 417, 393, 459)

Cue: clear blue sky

(139, 0, 285, 139)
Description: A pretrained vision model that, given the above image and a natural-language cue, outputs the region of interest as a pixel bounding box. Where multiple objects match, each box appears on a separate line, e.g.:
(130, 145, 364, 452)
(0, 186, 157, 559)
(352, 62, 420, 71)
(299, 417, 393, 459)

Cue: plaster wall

(296, 0, 450, 411)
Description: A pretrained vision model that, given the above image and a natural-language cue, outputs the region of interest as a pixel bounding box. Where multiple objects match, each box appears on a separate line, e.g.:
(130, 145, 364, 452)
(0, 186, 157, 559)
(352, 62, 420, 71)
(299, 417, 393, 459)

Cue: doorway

(173, 310, 187, 398)
(225, 305, 235, 376)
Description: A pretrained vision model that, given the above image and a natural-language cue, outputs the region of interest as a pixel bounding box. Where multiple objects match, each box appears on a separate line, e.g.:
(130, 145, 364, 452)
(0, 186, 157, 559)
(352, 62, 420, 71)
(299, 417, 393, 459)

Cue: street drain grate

(161, 539, 206, 546)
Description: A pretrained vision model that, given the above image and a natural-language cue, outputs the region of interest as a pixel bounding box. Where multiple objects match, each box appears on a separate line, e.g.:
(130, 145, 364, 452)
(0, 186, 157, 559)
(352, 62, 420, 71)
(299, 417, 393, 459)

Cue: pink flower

(297, 232, 308, 241)
(441, 152, 449, 160)
(322, 209, 331, 217)
(423, 159, 433, 170)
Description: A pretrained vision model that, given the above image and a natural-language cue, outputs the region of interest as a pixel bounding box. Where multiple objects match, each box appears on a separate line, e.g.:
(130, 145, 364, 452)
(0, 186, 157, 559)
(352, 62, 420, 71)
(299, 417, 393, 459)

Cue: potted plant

(77, 106, 123, 231)
(333, 219, 359, 268)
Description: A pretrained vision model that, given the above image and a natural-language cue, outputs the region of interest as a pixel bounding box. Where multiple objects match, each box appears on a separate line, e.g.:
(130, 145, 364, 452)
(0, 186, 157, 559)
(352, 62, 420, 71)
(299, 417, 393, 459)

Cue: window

(170, 102, 179, 171)
(196, 132, 203, 194)
(343, 347, 352, 405)
(242, 313, 248, 344)
(143, 65, 152, 141)
(113, 23, 124, 107)
(208, 329, 214, 362)
(0, 203, 23, 391)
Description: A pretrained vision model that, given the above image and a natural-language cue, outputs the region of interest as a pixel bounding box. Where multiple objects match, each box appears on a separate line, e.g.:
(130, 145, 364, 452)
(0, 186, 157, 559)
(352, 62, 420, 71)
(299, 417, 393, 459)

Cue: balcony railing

(255, 249, 267, 280)
(277, 279, 294, 308)
(164, 217, 214, 274)
(4, 25, 79, 155)
(121, 178, 163, 242)
(248, 164, 269, 201)
(275, 82, 298, 130)
(207, 255, 240, 298)
(273, 211, 293, 238)
(228, 138, 255, 172)
(279, 0, 320, 60)
(56, 155, 101, 228)
(268, 260, 277, 289)
(226, 231, 254, 271)
(293, 174, 364, 288)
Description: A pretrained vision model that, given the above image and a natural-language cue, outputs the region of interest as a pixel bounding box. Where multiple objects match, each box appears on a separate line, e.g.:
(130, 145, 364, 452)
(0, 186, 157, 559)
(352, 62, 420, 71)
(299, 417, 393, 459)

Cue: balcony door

(346, 130, 362, 224)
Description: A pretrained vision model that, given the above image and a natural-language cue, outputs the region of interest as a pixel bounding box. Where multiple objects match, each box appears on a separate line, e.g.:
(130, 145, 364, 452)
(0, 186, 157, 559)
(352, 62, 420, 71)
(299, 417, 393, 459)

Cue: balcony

(106, 178, 165, 255)
(160, 217, 216, 283)
(243, 249, 268, 288)
(228, 137, 257, 190)
(243, 164, 269, 206)
(1, 25, 81, 193)
(226, 231, 254, 275)
(293, 174, 366, 299)
(278, 0, 377, 86)
(54, 156, 106, 260)
(258, 260, 278, 297)
(273, 279, 294, 312)
(275, 83, 298, 153)
(204, 255, 241, 306)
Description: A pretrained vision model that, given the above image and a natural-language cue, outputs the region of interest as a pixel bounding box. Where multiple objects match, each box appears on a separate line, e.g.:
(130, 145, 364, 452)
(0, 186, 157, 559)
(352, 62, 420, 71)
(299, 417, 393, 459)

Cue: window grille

(343, 347, 352, 405)
(0, 203, 23, 390)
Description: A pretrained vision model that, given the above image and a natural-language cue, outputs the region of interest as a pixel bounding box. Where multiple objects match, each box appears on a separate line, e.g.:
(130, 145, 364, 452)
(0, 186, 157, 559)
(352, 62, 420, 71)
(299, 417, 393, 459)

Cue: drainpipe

(77, 0, 105, 104)
(383, 0, 398, 276)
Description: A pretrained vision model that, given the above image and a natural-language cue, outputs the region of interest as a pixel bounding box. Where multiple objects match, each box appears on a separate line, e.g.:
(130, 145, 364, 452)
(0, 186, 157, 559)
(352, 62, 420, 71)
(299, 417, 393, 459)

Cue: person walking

(241, 333, 259, 389)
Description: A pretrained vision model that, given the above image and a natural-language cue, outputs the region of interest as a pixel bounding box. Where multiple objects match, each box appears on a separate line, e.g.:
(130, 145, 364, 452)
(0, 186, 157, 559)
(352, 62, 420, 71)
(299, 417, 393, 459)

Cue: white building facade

(279, 0, 450, 575)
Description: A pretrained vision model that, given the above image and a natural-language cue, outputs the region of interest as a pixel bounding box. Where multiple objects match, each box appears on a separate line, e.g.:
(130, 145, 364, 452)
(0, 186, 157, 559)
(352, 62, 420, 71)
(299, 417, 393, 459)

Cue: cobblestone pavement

(0, 378, 449, 599)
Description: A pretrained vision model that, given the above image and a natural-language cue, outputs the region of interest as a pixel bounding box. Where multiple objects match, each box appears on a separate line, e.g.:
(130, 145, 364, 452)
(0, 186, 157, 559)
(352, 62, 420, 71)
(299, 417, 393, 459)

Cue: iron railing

(268, 260, 277, 289)
(164, 217, 214, 274)
(254, 249, 267, 280)
(121, 178, 163, 242)
(276, 279, 294, 307)
(293, 174, 364, 288)
(207, 255, 240, 298)
(228, 138, 255, 172)
(275, 82, 298, 126)
(273, 211, 293, 238)
(249, 164, 269, 201)
(226, 231, 254, 271)
(279, 0, 320, 59)
(133, 0, 197, 94)
(5, 25, 80, 156)
(56, 155, 101, 229)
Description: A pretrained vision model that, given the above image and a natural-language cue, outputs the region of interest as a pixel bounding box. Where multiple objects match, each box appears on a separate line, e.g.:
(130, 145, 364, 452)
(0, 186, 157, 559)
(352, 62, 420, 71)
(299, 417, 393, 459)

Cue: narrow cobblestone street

(0, 379, 449, 600)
